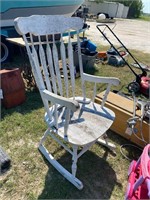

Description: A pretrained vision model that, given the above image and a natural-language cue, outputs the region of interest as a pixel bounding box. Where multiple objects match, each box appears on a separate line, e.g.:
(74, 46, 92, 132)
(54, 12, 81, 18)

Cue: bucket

(0, 68, 26, 108)
(73, 51, 97, 72)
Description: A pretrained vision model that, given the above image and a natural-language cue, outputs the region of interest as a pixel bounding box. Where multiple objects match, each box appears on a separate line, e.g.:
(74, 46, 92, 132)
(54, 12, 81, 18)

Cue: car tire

(1, 37, 11, 63)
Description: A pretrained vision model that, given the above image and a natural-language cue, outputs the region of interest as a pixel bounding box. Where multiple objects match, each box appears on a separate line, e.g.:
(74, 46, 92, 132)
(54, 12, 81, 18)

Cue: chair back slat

(32, 43, 46, 90)
(76, 33, 85, 98)
(52, 36, 63, 96)
(46, 40, 57, 94)
(38, 37, 52, 92)
(60, 35, 69, 97)
(67, 33, 76, 99)
(22, 35, 45, 91)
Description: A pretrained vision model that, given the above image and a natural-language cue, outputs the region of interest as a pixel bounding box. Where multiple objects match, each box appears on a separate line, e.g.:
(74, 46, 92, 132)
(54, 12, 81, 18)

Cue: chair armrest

(83, 73, 120, 86)
(41, 89, 80, 112)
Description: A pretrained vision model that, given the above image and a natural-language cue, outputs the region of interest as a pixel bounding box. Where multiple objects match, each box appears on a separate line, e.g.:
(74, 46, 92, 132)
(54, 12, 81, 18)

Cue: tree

(113, 0, 143, 18)
(127, 0, 143, 18)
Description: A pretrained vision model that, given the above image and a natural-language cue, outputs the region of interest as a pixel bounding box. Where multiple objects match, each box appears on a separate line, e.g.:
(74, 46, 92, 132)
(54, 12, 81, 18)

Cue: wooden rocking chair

(14, 15, 120, 189)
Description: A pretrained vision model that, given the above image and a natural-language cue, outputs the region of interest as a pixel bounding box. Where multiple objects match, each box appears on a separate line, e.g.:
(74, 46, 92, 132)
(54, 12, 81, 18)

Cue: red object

(0, 68, 26, 108)
(125, 145, 150, 200)
(140, 76, 150, 96)
(97, 51, 107, 60)
(119, 51, 126, 56)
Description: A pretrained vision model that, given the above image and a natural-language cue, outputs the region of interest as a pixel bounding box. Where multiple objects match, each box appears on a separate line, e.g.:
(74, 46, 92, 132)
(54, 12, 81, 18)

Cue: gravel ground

(85, 18, 150, 54)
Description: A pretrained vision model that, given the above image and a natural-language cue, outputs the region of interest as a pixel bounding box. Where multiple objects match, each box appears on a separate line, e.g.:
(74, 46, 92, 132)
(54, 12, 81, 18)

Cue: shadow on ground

(1, 90, 43, 119)
(38, 150, 121, 199)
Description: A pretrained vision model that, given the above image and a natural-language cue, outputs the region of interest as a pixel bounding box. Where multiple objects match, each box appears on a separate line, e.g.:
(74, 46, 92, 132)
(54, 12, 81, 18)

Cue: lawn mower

(96, 24, 150, 97)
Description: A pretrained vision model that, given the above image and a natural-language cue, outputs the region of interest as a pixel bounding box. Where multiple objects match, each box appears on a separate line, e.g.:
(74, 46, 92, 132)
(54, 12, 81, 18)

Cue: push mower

(96, 24, 150, 97)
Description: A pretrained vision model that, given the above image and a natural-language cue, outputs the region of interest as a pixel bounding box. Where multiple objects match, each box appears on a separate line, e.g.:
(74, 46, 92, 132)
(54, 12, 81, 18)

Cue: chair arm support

(41, 89, 80, 112)
(83, 73, 120, 86)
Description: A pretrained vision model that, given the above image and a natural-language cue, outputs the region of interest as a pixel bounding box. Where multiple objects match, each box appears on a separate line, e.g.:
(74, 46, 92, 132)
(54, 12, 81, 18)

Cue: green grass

(0, 48, 149, 199)
(139, 14, 150, 21)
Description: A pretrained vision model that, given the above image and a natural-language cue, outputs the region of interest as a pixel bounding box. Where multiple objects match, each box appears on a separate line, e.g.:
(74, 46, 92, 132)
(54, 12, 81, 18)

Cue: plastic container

(0, 68, 26, 108)
(97, 51, 107, 61)
(81, 39, 97, 52)
(73, 51, 97, 72)
(125, 144, 150, 200)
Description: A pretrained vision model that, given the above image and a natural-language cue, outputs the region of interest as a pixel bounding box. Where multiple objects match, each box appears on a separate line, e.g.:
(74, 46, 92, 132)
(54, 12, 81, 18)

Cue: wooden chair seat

(45, 101, 115, 146)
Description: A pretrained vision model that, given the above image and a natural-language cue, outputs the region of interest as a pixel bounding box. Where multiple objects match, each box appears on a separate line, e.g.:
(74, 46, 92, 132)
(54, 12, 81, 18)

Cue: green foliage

(94, 0, 104, 3)
(128, 0, 143, 18)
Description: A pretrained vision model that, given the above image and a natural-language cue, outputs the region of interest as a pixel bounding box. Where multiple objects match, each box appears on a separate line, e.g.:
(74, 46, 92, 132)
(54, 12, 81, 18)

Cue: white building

(84, 0, 129, 18)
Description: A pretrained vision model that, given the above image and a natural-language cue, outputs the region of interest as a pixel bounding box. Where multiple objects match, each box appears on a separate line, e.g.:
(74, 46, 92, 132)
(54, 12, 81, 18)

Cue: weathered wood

(14, 15, 83, 35)
(44, 100, 115, 146)
(14, 15, 120, 189)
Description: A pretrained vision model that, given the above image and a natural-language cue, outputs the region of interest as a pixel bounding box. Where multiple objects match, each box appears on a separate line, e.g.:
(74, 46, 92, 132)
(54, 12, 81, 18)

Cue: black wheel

(128, 81, 140, 94)
(1, 37, 11, 63)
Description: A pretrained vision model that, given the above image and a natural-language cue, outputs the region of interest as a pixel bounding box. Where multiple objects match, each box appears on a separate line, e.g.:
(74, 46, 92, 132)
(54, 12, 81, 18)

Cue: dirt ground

(85, 18, 150, 54)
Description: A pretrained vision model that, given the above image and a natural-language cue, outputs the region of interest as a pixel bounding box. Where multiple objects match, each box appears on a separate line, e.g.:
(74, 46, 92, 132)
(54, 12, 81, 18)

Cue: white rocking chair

(14, 15, 120, 190)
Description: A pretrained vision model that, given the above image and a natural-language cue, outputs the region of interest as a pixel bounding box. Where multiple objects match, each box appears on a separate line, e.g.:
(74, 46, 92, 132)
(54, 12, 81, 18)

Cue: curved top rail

(14, 15, 83, 36)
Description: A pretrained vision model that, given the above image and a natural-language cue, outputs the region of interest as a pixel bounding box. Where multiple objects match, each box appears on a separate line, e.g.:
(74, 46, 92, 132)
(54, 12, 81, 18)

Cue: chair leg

(39, 128, 50, 146)
(97, 133, 116, 152)
(38, 134, 83, 190)
(72, 145, 78, 177)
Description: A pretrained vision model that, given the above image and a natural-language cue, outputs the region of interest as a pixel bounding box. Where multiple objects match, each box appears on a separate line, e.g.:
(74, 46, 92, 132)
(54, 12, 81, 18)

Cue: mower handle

(96, 24, 147, 77)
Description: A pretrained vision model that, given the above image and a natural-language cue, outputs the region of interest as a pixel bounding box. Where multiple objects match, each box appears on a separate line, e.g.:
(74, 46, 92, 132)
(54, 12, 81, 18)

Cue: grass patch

(139, 15, 150, 21)
(0, 47, 149, 199)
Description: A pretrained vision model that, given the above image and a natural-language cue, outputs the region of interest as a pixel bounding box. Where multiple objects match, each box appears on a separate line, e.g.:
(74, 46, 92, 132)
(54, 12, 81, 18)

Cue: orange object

(97, 51, 107, 59)
(0, 68, 26, 108)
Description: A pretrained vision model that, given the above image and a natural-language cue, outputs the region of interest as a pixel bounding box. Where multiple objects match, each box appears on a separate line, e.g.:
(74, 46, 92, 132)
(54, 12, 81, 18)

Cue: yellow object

(95, 91, 149, 148)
